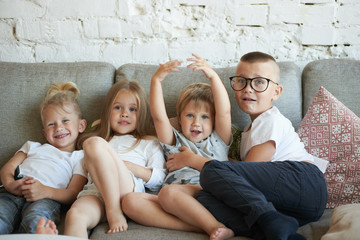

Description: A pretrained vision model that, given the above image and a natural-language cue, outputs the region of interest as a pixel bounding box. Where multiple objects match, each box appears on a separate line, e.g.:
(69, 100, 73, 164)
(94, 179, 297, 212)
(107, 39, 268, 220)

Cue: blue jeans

(196, 160, 327, 238)
(0, 192, 61, 233)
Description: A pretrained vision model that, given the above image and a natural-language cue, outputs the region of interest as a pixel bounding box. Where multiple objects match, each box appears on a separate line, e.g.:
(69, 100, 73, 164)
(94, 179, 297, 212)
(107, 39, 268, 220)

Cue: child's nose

(121, 110, 128, 117)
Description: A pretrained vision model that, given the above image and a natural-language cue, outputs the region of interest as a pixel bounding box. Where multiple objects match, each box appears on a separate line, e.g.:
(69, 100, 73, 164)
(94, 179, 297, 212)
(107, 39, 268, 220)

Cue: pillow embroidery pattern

(297, 86, 360, 208)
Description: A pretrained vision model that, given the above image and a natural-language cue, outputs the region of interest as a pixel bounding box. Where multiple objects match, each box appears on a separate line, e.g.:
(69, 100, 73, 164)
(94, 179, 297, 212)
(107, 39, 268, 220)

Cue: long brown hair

(77, 80, 155, 149)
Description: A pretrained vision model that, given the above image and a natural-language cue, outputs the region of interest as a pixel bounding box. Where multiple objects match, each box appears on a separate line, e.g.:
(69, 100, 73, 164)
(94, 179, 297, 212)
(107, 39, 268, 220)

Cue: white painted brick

(169, 41, 236, 63)
(119, 16, 153, 38)
(337, 5, 360, 25)
(0, 21, 14, 43)
(118, 0, 152, 16)
(336, 27, 360, 44)
(230, 5, 268, 26)
(17, 20, 82, 42)
(35, 41, 101, 62)
(300, 0, 333, 3)
(270, 4, 335, 25)
(98, 18, 121, 38)
(338, 0, 359, 3)
(0, 44, 34, 62)
(83, 19, 99, 38)
(133, 41, 168, 63)
(0, 0, 44, 18)
(47, 0, 117, 19)
(301, 25, 335, 45)
(101, 41, 132, 65)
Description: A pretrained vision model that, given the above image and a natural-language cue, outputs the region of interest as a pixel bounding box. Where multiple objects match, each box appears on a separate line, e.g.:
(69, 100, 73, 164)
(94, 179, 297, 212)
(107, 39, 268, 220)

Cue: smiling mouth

(191, 130, 202, 136)
(118, 121, 130, 125)
(55, 133, 69, 139)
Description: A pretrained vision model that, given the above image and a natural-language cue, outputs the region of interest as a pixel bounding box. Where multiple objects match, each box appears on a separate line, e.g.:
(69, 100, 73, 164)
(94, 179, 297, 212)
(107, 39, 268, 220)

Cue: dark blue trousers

(196, 160, 327, 238)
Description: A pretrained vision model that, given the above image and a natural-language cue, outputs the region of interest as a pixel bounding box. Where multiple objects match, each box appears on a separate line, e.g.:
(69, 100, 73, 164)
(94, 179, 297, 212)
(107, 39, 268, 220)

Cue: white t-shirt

(241, 107, 328, 172)
(109, 135, 166, 191)
(18, 141, 85, 189)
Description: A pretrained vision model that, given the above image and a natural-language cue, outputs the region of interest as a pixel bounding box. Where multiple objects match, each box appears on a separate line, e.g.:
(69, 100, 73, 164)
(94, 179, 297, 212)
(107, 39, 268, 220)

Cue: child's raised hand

(152, 60, 182, 82)
(187, 53, 217, 79)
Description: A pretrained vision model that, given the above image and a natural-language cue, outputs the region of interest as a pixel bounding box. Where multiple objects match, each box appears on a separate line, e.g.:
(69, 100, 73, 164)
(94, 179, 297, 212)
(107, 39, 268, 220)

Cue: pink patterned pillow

(297, 86, 360, 208)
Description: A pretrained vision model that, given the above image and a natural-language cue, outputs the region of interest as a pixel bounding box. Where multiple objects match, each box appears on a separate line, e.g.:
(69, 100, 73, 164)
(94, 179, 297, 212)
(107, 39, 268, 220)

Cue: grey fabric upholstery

(0, 62, 115, 169)
(116, 61, 302, 130)
(302, 59, 360, 117)
(1, 59, 359, 240)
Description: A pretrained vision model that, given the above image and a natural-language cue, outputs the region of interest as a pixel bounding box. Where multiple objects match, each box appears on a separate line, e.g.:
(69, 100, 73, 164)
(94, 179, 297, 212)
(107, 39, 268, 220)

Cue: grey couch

(0, 58, 359, 240)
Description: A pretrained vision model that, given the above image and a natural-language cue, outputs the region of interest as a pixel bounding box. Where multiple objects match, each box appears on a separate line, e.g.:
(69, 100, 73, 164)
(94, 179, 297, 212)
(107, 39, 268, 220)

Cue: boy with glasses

(196, 51, 328, 240)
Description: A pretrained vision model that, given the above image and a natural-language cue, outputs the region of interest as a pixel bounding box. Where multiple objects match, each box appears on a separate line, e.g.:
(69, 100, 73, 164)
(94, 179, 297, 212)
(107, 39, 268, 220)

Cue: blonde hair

(77, 80, 155, 149)
(176, 82, 215, 124)
(40, 82, 82, 122)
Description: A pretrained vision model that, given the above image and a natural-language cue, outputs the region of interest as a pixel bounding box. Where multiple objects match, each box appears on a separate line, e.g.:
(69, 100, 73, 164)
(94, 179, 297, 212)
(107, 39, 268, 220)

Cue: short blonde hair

(40, 82, 82, 123)
(176, 82, 214, 124)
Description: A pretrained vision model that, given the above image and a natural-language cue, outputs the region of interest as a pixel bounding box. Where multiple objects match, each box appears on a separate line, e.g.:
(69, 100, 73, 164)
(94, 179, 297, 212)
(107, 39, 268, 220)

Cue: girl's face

(179, 100, 214, 143)
(110, 90, 138, 136)
(42, 103, 86, 152)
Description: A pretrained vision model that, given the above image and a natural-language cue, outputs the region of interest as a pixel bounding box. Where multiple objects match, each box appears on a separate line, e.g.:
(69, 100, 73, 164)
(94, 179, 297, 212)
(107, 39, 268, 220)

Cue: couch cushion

(116, 61, 302, 130)
(302, 59, 360, 118)
(0, 62, 115, 169)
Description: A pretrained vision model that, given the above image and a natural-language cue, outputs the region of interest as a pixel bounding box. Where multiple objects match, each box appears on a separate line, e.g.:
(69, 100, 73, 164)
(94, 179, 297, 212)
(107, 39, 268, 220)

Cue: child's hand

(166, 146, 195, 172)
(20, 179, 49, 202)
(5, 176, 33, 196)
(187, 53, 217, 79)
(152, 60, 182, 82)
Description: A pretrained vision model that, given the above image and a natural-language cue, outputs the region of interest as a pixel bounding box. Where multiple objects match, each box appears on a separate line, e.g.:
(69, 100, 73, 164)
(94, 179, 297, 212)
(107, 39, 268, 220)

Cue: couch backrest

(116, 62, 303, 131)
(0, 62, 115, 169)
(302, 59, 360, 117)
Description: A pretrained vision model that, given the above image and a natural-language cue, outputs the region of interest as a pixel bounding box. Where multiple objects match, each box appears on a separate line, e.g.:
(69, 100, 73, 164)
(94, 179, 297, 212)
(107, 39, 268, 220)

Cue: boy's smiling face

(234, 60, 282, 121)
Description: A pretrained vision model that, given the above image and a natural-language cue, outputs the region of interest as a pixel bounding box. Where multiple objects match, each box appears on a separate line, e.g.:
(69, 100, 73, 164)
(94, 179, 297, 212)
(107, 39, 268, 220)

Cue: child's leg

(19, 199, 61, 233)
(64, 195, 104, 238)
(0, 193, 25, 234)
(199, 160, 305, 240)
(36, 217, 58, 235)
(83, 137, 134, 233)
(122, 192, 201, 232)
(158, 184, 234, 239)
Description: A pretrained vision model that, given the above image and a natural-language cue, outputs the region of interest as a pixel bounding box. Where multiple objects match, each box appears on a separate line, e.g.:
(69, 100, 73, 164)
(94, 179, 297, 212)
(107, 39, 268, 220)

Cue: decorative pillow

(297, 86, 360, 208)
(321, 204, 360, 240)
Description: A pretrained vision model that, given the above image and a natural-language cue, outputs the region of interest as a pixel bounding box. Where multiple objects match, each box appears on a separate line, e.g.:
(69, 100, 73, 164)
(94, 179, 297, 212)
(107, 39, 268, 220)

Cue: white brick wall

(0, 0, 359, 68)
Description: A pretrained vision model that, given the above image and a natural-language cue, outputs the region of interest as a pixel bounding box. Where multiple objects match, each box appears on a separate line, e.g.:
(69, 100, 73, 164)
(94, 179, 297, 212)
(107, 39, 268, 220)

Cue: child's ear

(79, 119, 87, 133)
(272, 85, 283, 101)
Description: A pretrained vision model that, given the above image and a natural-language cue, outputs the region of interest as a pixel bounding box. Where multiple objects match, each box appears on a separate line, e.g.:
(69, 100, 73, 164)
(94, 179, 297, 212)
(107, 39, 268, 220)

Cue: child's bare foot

(36, 217, 58, 235)
(106, 210, 128, 234)
(210, 227, 234, 240)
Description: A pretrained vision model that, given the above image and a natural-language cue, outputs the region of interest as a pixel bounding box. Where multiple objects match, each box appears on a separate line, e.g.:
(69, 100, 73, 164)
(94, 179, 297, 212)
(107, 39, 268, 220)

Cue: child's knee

(83, 136, 106, 152)
(158, 185, 180, 207)
(121, 193, 138, 215)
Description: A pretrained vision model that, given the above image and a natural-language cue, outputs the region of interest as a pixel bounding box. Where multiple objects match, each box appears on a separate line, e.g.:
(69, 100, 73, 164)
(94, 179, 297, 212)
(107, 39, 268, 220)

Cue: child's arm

(19, 174, 87, 204)
(167, 146, 210, 172)
(0, 151, 34, 196)
(123, 161, 152, 182)
(150, 60, 182, 145)
(245, 141, 276, 162)
(187, 54, 232, 145)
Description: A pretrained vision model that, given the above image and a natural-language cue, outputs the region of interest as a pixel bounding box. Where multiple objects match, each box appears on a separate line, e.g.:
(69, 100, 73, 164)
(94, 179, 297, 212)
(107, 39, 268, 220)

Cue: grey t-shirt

(161, 128, 231, 186)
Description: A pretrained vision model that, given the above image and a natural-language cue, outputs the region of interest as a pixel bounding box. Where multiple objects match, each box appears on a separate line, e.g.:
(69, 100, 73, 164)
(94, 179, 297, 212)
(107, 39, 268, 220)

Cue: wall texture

(0, 0, 359, 68)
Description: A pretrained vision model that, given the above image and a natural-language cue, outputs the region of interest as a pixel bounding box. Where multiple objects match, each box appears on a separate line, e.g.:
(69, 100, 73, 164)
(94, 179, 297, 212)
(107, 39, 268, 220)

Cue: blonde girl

(0, 82, 87, 233)
(62, 80, 166, 238)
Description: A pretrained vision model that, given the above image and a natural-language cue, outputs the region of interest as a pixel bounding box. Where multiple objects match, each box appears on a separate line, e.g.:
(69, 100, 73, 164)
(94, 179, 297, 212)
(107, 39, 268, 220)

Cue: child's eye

(114, 106, 121, 110)
(129, 107, 137, 112)
(63, 119, 69, 123)
(202, 115, 209, 120)
(47, 123, 55, 127)
(186, 114, 194, 118)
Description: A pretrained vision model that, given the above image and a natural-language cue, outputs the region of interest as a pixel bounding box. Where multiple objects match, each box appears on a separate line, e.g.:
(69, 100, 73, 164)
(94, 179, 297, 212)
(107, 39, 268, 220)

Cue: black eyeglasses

(229, 76, 279, 92)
